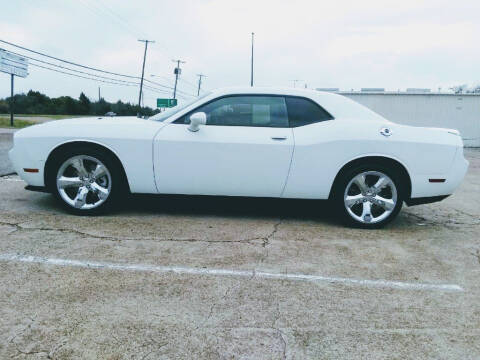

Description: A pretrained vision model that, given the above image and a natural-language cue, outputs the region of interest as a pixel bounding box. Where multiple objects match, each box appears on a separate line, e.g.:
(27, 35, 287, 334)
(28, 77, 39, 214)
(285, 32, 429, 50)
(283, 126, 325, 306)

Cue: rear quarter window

(286, 97, 334, 127)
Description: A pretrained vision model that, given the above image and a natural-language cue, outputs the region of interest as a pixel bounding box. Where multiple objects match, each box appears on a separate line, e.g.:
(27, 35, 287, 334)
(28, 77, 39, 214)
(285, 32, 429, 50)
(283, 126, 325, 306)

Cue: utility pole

(290, 79, 303, 88)
(10, 74, 14, 127)
(98, 87, 101, 102)
(138, 39, 155, 114)
(250, 32, 254, 87)
(172, 59, 186, 99)
(196, 74, 206, 96)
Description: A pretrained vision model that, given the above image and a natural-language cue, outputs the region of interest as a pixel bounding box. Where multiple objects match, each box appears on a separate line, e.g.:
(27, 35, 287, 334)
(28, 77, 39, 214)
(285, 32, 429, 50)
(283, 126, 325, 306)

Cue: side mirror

(188, 112, 207, 132)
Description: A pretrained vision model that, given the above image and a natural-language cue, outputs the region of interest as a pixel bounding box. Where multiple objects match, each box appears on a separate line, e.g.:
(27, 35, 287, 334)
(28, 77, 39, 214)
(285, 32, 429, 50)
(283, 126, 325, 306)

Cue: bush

(1, 90, 159, 116)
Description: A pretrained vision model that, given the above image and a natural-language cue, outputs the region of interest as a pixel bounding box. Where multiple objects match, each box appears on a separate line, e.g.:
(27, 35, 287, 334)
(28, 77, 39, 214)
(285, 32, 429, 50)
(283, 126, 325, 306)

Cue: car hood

(37, 116, 149, 127)
(14, 116, 165, 140)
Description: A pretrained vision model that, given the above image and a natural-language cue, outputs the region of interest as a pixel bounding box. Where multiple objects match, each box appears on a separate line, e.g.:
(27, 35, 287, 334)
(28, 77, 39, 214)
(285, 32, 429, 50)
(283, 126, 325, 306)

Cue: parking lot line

(0, 253, 464, 292)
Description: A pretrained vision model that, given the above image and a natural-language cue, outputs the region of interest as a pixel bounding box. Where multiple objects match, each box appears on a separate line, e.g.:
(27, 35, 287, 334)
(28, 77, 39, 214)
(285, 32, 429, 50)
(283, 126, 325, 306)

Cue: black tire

(331, 163, 404, 229)
(46, 146, 126, 215)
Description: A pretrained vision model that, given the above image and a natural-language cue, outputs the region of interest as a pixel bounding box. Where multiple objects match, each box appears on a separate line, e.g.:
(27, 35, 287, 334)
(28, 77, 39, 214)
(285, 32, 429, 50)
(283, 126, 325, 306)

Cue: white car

(9, 87, 468, 228)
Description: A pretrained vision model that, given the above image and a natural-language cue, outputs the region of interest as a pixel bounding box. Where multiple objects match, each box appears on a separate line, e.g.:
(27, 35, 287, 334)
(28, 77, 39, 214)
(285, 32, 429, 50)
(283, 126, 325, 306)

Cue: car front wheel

(49, 147, 123, 215)
(334, 166, 404, 228)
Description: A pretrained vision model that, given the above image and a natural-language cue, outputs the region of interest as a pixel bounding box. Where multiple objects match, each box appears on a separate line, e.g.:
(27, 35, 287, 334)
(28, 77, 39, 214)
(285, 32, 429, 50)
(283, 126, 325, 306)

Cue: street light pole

(290, 79, 303, 88)
(250, 32, 254, 87)
(197, 74, 206, 96)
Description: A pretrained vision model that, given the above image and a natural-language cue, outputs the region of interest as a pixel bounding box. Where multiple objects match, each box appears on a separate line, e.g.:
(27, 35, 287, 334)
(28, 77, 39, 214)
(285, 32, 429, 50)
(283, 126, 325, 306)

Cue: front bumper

(8, 147, 46, 187)
(25, 185, 50, 193)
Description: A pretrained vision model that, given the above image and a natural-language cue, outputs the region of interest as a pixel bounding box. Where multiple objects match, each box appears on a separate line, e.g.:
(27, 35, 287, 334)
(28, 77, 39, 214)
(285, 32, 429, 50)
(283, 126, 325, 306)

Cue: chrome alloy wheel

(56, 155, 112, 210)
(343, 171, 397, 224)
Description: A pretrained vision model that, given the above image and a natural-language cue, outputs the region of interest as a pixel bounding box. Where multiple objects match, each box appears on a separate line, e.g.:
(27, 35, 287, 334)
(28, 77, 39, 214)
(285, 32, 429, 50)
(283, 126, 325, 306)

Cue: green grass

(0, 114, 85, 120)
(0, 117, 37, 128)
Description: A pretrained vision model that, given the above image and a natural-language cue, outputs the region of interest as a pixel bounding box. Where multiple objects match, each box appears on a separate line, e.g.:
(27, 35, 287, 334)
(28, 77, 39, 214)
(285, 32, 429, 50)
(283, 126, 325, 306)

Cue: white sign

(0, 49, 29, 78)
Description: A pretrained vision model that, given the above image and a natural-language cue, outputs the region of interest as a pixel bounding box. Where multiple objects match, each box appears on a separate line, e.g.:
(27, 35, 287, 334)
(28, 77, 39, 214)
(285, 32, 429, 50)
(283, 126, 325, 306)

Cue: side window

(174, 96, 288, 128)
(285, 97, 333, 127)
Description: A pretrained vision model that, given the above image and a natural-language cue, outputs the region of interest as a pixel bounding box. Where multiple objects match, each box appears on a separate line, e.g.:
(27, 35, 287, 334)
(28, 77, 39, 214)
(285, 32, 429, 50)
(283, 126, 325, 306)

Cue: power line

(28, 62, 139, 87)
(146, 78, 194, 97)
(0, 40, 196, 98)
(94, 0, 148, 39)
(3, 48, 185, 97)
(4, 49, 140, 86)
(28, 62, 179, 98)
(0, 39, 196, 103)
(80, 0, 146, 39)
(75, 0, 173, 60)
(143, 85, 190, 99)
(76, 0, 145, 40)
(144, 75, 194, 97)
(0, 39, 140, 79)
(179, 77, 209, 95)
(179, 77, 198, 89)
(150, 74, 174, 85)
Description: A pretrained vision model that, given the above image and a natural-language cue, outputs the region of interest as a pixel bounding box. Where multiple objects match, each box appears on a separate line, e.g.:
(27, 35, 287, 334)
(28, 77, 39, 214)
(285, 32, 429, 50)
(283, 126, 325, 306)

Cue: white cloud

(1, 0, 480, 106)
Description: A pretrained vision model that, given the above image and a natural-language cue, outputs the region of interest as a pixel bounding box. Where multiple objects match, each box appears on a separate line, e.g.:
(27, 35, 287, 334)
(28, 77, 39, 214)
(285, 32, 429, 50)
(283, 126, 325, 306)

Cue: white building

(316, 89, 480, 147)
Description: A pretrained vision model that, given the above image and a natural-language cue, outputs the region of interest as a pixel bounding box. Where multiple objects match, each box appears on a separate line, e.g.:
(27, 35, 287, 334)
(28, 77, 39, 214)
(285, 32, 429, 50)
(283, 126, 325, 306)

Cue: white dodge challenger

(9, 87, 468, 228)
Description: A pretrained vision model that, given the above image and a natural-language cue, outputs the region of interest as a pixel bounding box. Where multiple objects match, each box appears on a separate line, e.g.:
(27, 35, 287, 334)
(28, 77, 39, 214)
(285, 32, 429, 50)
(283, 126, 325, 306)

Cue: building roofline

(336, 91, 480, 96)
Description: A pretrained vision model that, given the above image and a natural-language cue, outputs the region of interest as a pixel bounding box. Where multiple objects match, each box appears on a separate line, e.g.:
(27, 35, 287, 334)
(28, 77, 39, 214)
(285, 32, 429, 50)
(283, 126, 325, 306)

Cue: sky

(1, 0, 480, 108)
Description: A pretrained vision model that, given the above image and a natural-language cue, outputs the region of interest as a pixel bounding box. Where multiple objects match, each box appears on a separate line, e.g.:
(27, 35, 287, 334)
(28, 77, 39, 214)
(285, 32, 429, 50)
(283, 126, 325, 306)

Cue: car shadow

(116, 193, 340, 223)
(34, 192, 418, 229)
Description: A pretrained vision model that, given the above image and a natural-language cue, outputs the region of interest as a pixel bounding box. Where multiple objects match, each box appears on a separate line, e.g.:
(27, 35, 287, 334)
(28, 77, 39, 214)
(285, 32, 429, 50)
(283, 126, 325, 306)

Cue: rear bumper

(409, 146, 469, 199)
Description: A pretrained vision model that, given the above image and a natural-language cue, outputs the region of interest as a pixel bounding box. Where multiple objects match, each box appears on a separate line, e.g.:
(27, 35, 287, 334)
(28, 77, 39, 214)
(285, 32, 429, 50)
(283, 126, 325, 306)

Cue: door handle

(271, 136, 287, 141)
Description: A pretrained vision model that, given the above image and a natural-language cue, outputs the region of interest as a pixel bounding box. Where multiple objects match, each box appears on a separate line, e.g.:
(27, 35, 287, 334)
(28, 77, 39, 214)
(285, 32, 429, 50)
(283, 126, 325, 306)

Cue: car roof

(210, 86, 325, 97)
(206, 87, 386, 122)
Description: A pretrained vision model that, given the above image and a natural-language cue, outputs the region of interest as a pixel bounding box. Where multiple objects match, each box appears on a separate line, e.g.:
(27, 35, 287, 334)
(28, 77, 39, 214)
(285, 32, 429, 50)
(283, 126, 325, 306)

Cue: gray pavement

(0, 128, 15, 176)
(0, 150, 479, 359)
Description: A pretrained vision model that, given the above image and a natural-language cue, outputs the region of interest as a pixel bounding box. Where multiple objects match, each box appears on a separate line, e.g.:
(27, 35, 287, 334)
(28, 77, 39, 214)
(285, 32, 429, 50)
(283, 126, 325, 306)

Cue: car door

(153, 95, 294, 197)
(281, 96, 337, 199)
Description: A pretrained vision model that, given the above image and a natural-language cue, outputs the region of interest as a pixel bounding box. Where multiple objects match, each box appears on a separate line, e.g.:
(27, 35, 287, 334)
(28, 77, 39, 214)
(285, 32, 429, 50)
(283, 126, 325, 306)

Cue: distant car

(9, 87, 468, 228)
(105, 111, 116, 117)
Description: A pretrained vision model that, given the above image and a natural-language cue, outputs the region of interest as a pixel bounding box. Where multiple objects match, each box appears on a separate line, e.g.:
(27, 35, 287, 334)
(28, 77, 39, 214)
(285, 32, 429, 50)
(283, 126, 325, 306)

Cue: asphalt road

(0, 149, 479, 359)
(0, 128, 15, 176)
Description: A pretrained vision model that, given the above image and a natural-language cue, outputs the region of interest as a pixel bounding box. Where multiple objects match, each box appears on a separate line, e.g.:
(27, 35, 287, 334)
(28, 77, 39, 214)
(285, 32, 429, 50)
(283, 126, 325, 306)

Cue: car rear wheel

(49, 147, 123, 215)
(333, 165, 404, 228)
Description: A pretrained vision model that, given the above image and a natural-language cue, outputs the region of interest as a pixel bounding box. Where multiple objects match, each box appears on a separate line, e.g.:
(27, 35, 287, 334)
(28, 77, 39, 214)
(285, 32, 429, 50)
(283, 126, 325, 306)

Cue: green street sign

(157, 98, 177, 108)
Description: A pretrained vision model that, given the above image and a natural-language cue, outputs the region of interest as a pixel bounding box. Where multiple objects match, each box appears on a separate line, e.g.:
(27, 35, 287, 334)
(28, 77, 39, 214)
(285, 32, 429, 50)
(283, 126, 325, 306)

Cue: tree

(78, 93, 91, 115)
(1, 90, 159, 116)
(0, 100, 9, 113)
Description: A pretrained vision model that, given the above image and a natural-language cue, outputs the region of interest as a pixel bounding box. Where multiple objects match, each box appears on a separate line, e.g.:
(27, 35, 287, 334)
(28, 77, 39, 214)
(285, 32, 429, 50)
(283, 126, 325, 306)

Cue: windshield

(149, 92, 212, 122)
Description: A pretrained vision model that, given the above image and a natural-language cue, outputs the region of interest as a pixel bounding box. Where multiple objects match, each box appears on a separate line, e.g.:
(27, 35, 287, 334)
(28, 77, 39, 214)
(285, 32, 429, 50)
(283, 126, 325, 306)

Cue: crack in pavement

(194, 272, 253, 331)
(403, 211, 480, 228)
(0, 219, 278, 246)
(471, 249, 480, 265)
(270, 288, 287, 360)
(258, 219, 283, 264)
(262, 219, 282, 247)
(8, 315, 57, 358)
